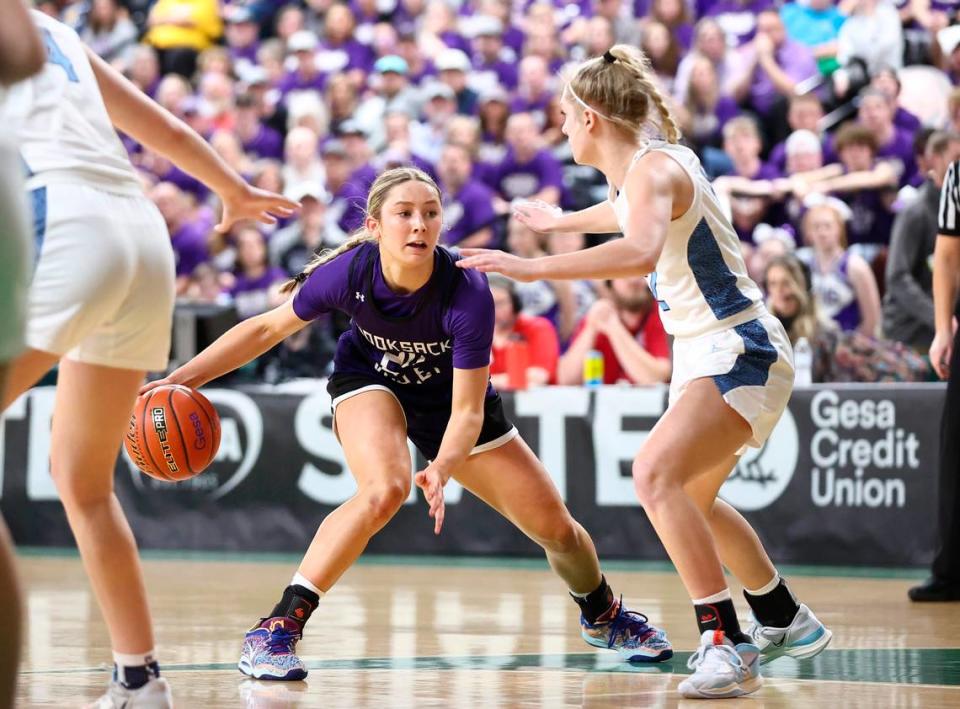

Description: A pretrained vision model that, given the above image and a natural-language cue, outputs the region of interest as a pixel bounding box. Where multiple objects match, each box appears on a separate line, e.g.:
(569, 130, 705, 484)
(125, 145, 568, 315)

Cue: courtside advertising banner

(0, 383, 943, 566)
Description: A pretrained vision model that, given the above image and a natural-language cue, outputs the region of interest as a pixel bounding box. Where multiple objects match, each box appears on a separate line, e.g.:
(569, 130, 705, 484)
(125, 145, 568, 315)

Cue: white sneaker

(746, 603, 833, 664)
(678, 630, 762, 699)
(87, 676, 173, 708)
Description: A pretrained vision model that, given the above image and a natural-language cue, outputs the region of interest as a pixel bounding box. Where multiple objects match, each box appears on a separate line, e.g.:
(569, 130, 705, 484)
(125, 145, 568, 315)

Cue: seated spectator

(235, 93, 283, 161)
(222, 5, 260, 69)
(510, 55, 555, 125)
(411, 82, 458, 164)
(545, 231, 600, 344)
(856, 88, 918, 187)
(477, 87, 511, 166)
(870, 65, 922, 135)
(523, 23, 566, 75)
(325, 74, 361, 133)
(82, 0, 139, 65)
(557, 277, 672, 386)
(767, 93, 829, 174)
(674, 18, 750, 104)
(488, 112, 564, 212)
(799, 201, 881, 336)
(677, 53, 740, 153)
(396, 30, 436, 85)
(704, 0, 775, 47)
(150, 181, 213, 294)
(468, 14, 519, 91)
(437, 142, 497, 248)
(182, 262, 231, 305)
(884, 131, 960, 350)
(640, 21, 683, 95)
(488, 276, 560, 391)
(732, 9, 818, 137)
(144, 0, 222, 77)
(282, 126, 325, 200)
(435, 49, 479, 116)
(229, 226, 289, 320)
(718, 117, 782, 241)
(354, 56, 421, 151)
(420, 0, 471, 57)
(321, 139, 367, 237)
(270, 183, 337, 275)
(318, 3, 375, 83)
(779, 0, 845, 75)
(911, 0, 957, 35)
(278, 31, 328, 100)
(765, 254, 929, 381)
(649, 0, 695, 49)
(837, 0, 903, 74)
(126, 44, 160, 98)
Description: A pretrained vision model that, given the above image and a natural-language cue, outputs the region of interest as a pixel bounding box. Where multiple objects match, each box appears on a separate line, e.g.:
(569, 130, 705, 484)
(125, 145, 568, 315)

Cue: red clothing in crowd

(490, 314, 560, 384)
(571, 308, 669, 384)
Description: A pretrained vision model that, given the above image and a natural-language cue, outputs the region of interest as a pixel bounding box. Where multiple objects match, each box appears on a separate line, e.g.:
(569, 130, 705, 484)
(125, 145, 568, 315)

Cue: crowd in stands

(39, 0, 960, 385)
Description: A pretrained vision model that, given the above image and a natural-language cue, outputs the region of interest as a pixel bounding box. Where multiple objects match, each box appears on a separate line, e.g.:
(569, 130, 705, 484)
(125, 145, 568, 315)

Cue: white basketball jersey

(609, 141, 765, 339)
(2, 11, 141, 195)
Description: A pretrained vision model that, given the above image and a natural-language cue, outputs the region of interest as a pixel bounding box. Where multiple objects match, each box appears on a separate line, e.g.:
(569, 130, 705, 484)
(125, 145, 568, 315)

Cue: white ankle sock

(692, 588, 732, 605)
(112, 650, 156, 668)
(291, 572, 324, 597)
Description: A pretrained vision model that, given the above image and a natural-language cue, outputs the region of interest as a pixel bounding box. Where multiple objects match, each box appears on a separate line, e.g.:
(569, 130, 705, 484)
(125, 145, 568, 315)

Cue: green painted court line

(15, 547, 930, 580)
(20, 649, 960, 687)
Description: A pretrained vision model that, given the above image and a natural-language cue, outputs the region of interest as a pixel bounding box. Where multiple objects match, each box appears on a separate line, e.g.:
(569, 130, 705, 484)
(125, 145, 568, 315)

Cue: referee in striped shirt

(911, 159, 960, 601)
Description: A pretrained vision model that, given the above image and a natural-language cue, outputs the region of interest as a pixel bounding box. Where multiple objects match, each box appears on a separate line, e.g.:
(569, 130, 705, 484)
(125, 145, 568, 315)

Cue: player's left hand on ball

(457, 249, 539, 282)
(216, 185, 300, 233)
(414, 465, 450, 535)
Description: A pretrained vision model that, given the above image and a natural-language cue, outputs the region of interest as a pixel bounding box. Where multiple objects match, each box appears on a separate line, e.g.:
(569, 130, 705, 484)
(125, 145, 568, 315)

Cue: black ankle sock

(694, 598, 751, 645)
(743, 578, 800, 628)
(267, 584, 321, 632)
(571, 575, 616, 624)
(114, 661, 159, 690)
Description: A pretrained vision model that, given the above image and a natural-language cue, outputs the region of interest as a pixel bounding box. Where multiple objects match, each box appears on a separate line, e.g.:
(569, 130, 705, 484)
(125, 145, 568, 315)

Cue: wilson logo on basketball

(151, 407, 180, 475)
(124, 414, 151, 472)
(190, 412, 206, 449)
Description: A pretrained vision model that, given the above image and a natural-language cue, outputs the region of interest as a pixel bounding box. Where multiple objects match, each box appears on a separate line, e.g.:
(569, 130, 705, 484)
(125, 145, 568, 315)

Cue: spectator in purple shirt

(477, 86, 510, 167)
(649, 0, 695, 50)
(641, 21, 683, 95)
(421, 0, 472, 55)
(468, 15, 519, 91)
(767, 93, 830, 174)
(396, 30, 437, 84)
(126, 44, 160, 98)
(437, 142, 498, 248)
(320, 3, 376, 82)
(223, 5, 260, 69)
(733, 10, 818, 132)
(278, 31, 328, 99)
(489, 112, 564, 211)
(150, 181, 213, 292)
(677, 53, 740, 152)
(857, 88, 918, 187)
(705, 0, 775, 46)
(870, 65, 923, 135)
(322, 140, 369, 235)
(476, 0, 526, 55)
(229, 226, 289, 320)
(674, 18, 751, 105)
(509, 55, 554, 126)
(719, 116, 783, 242)
(235, 93, 284, 161)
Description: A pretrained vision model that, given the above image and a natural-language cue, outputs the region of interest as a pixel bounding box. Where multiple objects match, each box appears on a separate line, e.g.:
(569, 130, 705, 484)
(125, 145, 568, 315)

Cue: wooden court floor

(13, 553, 960, 708)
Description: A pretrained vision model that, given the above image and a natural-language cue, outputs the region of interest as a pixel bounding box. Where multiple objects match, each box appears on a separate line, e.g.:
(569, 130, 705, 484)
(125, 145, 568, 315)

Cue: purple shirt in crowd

(441, 179, 498, 246)
(171, 218, 212, 277)
(231, 266, 288, 319)
(321, 39, 375, 74)
(242, 123, 284, 160)
(277, 69, 327, 98)
(807, 251, 862, 332)
(159, 164, 210, 202)
(705, 0, 774, 45)
(488, 147, 565, 200)
(292, 242, 495, 401)
(877, 128, 918, 187)
(750, 40, 817, 116)
(473, 58, 519, 90)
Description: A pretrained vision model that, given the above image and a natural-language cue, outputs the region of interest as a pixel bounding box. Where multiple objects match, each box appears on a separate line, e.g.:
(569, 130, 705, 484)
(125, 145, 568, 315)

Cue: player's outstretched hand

(457, 249, 540, 282)
(414, 464, 450, 535)
(216, 185, 300, 233)
(512, 199, 561, 233)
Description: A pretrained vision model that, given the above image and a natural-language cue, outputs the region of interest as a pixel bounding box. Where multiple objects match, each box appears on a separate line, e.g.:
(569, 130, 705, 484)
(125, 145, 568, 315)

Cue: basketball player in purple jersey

(142, 167, 674, 680)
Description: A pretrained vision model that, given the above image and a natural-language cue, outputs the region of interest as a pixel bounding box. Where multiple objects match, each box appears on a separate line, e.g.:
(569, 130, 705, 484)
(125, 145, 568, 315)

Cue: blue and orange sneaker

(238, 617, 308, 681)
(580, 596, 674, 662)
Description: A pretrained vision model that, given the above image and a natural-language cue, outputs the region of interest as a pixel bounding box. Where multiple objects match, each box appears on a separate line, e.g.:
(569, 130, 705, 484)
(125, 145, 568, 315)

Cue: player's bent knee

(532, 515, 582, 555)
(361, 479, 410, 527)
(49, 466, 113, 509)
(631, 459, 674, 510)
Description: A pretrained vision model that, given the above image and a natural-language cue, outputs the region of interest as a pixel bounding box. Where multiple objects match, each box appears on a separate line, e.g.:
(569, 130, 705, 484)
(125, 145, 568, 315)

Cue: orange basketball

(124, 385, 221, 482)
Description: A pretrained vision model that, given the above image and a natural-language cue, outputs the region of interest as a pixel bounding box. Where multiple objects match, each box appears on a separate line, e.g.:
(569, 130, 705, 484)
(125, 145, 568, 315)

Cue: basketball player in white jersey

(1, 11, 297, 708)
(458, 46, 832, 699)
(0, 4, 46, 705)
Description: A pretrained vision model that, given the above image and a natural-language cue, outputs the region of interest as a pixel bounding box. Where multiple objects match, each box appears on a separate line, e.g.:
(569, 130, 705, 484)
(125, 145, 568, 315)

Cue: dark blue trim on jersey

(713, 319, 778, 395)
(687, 218, 753, 320)
(30, 187, 47, 266)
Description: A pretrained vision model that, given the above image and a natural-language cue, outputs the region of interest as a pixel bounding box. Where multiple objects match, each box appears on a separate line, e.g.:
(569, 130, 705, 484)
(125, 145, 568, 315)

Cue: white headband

(566, 85, 613, 121)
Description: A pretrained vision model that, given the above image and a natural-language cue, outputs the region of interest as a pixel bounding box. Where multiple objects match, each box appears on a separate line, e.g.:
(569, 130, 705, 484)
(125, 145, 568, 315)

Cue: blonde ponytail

(566, 44, 682, 144)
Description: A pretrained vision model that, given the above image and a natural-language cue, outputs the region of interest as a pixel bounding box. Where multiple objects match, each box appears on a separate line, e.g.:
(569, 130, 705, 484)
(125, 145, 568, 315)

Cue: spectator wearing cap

(354, 55, 421, 149)
(150, 181, 214, 294)
(437, 142, 497, 248)
(278, 31, 328, 99)
(487, 112, 564, 212)
(321, 139, 369, 236)
(235, 93, 284, 160)
(282, 126, 326, 200)
(223, 5, 260, 69)
(270, 183, 340, 275)
(856, 88, 918, 187)
(434, 49, 480, 116)
(144, 0, 222, 77)
(410, 82, 458, 164)
(81, 0, 139, 65)
(319, 3, 376, 81)
(732, 9, 818, 133)
(557, 277, 672, 386)
(468, 15, 519, 91)
(884, 131, 960, 350)
(509, 56, 554, 126)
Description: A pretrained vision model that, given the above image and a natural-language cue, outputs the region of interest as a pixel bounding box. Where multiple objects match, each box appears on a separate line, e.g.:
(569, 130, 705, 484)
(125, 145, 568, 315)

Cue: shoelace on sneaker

(266, 627, 300, 654)
(686, 642, 746, 673)
(602, 595, 655, 649)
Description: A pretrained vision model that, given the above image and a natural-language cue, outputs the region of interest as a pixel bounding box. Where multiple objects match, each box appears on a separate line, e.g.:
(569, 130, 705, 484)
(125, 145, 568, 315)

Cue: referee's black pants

(933, 324, 960, 582)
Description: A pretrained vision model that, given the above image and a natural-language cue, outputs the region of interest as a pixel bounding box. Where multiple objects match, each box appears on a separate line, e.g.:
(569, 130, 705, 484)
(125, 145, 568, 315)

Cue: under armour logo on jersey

(355, 291, 365, 302)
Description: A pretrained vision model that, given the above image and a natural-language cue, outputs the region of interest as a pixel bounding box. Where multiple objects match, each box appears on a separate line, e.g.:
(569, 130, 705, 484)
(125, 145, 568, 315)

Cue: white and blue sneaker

(746, 603, 832, 664)
(678, 630, 762, 699)
(580, 596, 674, 662)
(238, 617, 308, 681)
(87, 677, 173, 708)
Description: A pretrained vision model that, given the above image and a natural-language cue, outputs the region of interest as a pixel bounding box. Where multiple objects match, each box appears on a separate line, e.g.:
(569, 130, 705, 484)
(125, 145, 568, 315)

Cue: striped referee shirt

(941, 160, 960, 236)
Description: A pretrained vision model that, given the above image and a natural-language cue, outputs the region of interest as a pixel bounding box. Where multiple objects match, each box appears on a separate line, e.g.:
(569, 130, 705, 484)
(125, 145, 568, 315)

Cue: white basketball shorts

(26, 181, 175, 371)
